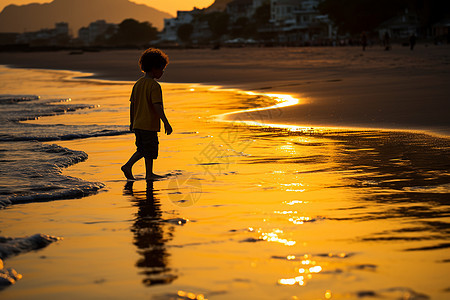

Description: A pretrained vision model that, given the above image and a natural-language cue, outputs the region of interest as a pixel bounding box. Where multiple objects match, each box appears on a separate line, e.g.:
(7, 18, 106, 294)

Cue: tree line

(176, 3, 271, 44)
(94, 19, 158, 46)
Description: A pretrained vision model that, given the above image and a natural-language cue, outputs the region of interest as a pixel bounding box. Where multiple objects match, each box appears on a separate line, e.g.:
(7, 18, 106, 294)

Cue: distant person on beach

(121, 48, 173, 181)
(410, 33, 416, 50)
(361, 32, 368, 51)
(383, 32, 391, 51)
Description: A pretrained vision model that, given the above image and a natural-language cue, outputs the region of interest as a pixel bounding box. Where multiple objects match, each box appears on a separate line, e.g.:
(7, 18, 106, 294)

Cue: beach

(0, 46, 449, 299)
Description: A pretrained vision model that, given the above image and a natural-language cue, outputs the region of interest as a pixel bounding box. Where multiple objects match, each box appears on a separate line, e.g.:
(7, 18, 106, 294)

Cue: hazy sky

(0, 0, 215, 16)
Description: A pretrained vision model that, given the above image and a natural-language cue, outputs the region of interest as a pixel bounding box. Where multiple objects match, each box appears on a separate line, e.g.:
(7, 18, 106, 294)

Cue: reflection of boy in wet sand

(121, 48, 173, 181)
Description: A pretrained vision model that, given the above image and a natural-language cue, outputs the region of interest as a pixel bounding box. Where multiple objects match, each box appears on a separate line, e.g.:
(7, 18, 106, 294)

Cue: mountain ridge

(0, 0, 173, 34)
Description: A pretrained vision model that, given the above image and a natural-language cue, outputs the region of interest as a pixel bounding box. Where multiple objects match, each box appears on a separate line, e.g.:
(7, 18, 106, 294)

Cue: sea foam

(0, 234, 61, 289)
(0, 94, 127, 208)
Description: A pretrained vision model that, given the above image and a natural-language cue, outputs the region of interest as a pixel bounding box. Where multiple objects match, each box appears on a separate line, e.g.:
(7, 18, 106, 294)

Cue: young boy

(121, 48, 172, 181)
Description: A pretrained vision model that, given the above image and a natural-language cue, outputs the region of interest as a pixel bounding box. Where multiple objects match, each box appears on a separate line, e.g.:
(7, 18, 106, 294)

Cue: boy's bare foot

(146, 173, 165, 181)
(121, 165, 135, 180)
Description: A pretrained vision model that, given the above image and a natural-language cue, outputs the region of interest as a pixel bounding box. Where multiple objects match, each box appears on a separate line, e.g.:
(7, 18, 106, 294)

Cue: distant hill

(0, 0, 173, 35)
(206, 0, 234, 12)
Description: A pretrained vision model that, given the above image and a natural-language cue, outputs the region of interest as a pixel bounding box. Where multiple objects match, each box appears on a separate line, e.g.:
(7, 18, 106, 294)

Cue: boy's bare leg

(145, 157, 164, 180)
(144, 157, 153, 180)
(122, 151, 143, 180)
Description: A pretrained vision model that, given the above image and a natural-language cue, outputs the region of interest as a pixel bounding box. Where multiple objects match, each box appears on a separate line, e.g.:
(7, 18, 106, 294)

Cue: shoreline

(1, 45, 449, 136)
(1, 64, 448, 211)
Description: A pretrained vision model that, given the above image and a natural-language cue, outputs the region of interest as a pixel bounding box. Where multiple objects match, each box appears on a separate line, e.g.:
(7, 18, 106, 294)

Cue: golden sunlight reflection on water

(277, 254, 324, 286)
(177, 290, 207, 300)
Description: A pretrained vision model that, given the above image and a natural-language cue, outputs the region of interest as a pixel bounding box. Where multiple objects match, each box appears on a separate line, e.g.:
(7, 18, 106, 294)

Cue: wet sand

(1, 45, 450, 135)
(0, 47, 449, 299)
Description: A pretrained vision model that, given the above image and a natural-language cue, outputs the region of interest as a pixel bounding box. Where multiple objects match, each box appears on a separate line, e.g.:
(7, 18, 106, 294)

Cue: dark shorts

(135, 129, 159, 160)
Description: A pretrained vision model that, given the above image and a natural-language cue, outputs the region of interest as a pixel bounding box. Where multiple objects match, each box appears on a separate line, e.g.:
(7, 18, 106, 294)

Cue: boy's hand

(165, 123, 173, 135)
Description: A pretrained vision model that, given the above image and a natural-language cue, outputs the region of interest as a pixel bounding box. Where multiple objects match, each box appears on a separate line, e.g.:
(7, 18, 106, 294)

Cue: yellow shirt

(130, 77, 163, 131)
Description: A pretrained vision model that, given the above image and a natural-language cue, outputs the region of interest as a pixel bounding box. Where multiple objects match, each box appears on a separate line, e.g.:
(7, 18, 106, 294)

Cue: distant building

(267, 0, 334, 44)
(270, 0, 300, 25)
(227, 0, 253, 22)
(377, 10, 420, 40)
(16, 22, 70, 46)
(252, 0, 267, 12)
(160, 8, 204, 43)
(78, 20, 117, 45)
(160, 0, 333, 45)
(0, 33, 19, 45)
(433, 18, 450, 44)
(54, 22, 69, 36)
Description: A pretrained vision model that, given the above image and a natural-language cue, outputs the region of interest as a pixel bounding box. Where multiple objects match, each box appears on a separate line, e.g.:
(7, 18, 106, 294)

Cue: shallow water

(0, 66, 449, 299)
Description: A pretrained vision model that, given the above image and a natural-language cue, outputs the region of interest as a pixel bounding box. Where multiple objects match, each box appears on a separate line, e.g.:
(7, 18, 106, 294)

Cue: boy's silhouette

(121, 48, 172, 181)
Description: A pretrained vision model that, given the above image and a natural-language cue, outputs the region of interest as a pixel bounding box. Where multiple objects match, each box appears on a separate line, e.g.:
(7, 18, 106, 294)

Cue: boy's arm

(129, 101, 134, 131)
(153, 103, 172, 135)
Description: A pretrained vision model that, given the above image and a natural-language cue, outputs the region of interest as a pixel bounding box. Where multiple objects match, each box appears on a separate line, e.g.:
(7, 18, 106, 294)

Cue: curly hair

(139, 48, 169, 73)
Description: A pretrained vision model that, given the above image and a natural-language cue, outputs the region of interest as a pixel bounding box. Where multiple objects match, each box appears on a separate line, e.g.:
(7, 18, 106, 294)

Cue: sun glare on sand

(212, 91, 325, 133)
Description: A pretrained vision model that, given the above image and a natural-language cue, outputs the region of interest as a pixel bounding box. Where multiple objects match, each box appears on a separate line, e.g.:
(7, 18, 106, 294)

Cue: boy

(121, 48, 172, 181)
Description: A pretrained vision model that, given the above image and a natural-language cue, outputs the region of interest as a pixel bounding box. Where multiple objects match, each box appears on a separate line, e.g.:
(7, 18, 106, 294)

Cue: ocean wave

(0, 94, 39, 104)
(0, 95, 95, 123)
(0, 126, 129, 142)
(7, 181, 105, 205)
(0, 93, 129, 142)
(0, 233, 61, 289)
(0, 234, 61, 261)
(0, 142, 105, 209)
(0, 93, 130, 208)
